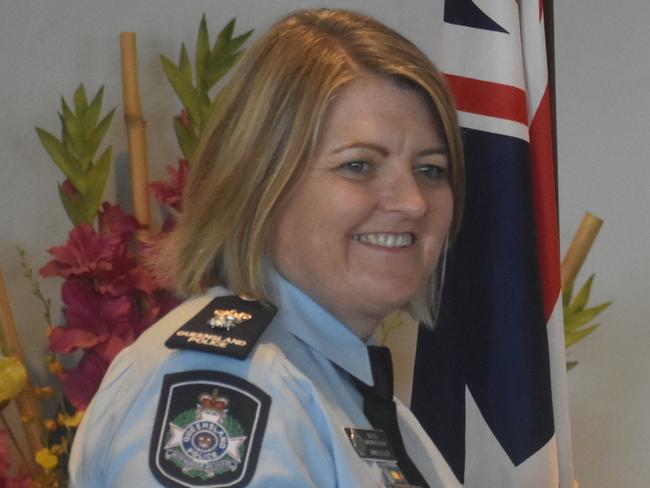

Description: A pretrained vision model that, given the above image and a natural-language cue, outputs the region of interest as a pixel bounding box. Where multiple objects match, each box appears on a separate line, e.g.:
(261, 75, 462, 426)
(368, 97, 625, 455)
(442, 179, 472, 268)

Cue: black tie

(355, 346, 429, 488)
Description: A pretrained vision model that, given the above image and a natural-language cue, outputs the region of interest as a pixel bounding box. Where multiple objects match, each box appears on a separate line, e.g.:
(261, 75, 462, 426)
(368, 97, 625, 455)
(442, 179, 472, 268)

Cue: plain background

(1, 1, 648, 486)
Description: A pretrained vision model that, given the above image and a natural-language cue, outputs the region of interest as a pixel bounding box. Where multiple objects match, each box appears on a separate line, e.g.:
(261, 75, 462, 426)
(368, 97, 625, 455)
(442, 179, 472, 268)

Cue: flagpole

(543, 0, 559, 207)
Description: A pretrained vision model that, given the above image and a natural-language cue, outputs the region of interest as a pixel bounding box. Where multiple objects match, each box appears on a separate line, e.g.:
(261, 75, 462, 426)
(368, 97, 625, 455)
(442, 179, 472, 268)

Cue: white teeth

(353, 233, 413, 248)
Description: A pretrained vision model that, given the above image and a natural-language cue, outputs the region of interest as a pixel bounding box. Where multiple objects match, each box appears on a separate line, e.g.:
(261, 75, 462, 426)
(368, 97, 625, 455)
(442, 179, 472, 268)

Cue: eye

(338, 160, 373, 175)
(415, 164, 449, 181)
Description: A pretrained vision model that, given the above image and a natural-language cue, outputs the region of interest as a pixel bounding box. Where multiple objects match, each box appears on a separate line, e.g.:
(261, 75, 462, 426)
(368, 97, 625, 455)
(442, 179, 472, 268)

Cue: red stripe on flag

(445, 74, 528, 125)
(529, 84, 561, 320)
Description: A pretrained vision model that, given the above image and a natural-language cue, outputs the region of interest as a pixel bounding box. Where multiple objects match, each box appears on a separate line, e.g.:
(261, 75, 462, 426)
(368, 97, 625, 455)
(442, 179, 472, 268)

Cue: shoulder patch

(166, 295, 276, 359)
(150, 370, 271, 487)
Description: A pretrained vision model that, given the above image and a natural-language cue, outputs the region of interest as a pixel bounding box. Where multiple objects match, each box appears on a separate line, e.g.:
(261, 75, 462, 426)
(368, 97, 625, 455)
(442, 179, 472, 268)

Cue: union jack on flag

(412, 1, 574, 486)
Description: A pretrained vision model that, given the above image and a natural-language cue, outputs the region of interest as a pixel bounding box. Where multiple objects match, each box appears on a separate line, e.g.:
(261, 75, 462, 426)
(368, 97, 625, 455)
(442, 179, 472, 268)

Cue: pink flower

(49, 281, 136, 364)
(0, 426, 10, 477)
(59, 351, 108, 411)
(151, 159, 188, 212)
(40, 217, 156, 297)
(2, 473, 34, 488)
(97, 203, 139, 239)
(40, 224, 119, 280)
(61, 179, 81, 201)
(177, 110, 192, 132)
(0, 437, 33, 485)
(94, 243, 157, 296)
(134, 291, 181, 336)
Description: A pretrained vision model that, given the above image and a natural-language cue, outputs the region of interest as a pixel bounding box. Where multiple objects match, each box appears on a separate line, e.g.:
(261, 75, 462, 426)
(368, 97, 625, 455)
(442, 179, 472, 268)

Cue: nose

(378, 167, 428, 218)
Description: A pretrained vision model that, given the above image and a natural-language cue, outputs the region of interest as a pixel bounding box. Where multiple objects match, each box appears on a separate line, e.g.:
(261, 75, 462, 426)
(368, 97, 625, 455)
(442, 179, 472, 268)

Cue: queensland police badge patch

(150, 371, 271, 487)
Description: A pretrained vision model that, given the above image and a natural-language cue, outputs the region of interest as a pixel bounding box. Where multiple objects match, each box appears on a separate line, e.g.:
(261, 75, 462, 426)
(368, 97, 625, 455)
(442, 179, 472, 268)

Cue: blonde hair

(156, 8, 464, 326)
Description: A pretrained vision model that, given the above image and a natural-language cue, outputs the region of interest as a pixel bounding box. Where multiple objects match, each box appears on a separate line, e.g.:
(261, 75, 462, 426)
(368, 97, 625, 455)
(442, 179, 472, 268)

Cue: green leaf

(199, 93, 212, 119)
(173, 115, 197, 161)
(565, 301, 611, 331)
(562, 280, 574, 309)
(61, 112, 96, 172)
(58, 145, 110, 225)
(81, 86, 105, 133)
(35, 127, 86, 192)
(85, 108, 115, 164)
(222, 29, 253, 57)
(81, 146, 112, 221)
(569, 274, 595, 313)
(179, 44, 193, 84)
(59, 113, 83, 165)
(58, 183, 87, 226)
(566, 361, 578, 371)
(161, 16, 251, 154)
(565, 323, 599, 348)
(60, 97, 76, 138)
(200, 99, 214, 128)
(195, 14, 210, 94)
(206, 26, 251, 91)
(60, 99, 85, 163)
(205, 52, 241, 88)
(211, 18, 236, 58)
(73, 84, 88, 117)
(161, 54, 203, 130)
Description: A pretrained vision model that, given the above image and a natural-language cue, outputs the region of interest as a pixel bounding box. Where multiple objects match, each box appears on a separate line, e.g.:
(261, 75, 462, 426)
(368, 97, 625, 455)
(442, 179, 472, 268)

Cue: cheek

(269, 190, 327, 271)
(423, 193, 454, 250)
(435, 188, 454, 228)
(269, 176, 374, 272)
(269, 207, 301, 269)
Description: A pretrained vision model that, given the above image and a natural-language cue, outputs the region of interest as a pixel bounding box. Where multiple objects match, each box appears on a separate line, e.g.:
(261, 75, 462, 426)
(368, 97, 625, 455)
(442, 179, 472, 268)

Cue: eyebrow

(331, 142, 389, 156)
(331, 142, 448, 158)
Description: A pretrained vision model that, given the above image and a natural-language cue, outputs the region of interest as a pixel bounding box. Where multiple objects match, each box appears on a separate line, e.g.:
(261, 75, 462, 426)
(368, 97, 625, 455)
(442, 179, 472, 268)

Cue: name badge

(344, 428, 422, 487)
(344, 428, 396, 462)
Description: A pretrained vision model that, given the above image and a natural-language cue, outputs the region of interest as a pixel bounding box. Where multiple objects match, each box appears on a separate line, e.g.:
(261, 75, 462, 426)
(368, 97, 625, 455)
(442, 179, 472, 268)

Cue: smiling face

(269, 76, 454, 339)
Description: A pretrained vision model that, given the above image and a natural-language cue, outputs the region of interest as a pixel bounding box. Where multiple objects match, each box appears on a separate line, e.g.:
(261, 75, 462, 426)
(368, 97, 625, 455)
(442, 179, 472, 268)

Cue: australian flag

(412, 1, 574, 486)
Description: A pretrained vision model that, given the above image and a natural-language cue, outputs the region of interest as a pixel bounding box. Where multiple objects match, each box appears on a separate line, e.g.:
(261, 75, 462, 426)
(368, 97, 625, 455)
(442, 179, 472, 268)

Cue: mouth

(352, 233, 414, 248)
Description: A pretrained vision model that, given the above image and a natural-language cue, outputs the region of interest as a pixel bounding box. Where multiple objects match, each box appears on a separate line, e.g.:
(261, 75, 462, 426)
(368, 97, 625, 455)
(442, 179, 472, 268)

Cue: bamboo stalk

(561, 212, 603, 286)
(120, 32, 152, 241)
(0, 269, 42, 472)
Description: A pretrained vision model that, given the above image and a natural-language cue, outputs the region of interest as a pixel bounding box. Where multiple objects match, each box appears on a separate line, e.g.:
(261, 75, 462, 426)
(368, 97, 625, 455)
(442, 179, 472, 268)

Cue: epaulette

(165, 294, 277, 359)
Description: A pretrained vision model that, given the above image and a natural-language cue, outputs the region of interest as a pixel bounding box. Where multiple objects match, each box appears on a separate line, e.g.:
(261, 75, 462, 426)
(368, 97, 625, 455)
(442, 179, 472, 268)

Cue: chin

(364, 287, 418, 317)
(370, 273, 423, 298)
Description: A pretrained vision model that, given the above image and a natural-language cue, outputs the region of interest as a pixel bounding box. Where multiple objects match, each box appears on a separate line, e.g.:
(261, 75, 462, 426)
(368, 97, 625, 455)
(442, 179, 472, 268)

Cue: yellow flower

(0, 356, 28, 402)
(50, 436, 69, 455)
(35, 447, 59, 471)
(57, 410, 84, 428)
(34, 385, 55, 398)
(48, 360, 64, 376)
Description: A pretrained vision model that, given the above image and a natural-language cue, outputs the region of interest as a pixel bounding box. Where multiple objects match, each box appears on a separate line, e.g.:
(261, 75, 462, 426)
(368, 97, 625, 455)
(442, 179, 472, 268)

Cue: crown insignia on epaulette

(208, 309, 253, 330)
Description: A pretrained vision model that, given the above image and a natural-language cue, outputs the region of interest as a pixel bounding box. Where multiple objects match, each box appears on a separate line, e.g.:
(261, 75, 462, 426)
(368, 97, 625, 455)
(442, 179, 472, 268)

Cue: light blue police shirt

(69, 273, 458, 487)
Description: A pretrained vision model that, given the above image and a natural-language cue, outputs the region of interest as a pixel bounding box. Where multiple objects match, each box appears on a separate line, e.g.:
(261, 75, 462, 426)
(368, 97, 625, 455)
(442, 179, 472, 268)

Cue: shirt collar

(268, 270, 374, 386)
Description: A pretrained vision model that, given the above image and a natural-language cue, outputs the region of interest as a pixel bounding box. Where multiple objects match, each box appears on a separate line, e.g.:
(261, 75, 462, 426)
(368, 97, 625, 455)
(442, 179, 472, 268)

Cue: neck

(326, 306, 387, 342)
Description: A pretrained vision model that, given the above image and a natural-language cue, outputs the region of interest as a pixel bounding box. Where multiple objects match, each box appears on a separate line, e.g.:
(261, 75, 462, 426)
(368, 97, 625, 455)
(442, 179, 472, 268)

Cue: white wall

(1, 1, 648, 486)
(555, 1, 650, 486)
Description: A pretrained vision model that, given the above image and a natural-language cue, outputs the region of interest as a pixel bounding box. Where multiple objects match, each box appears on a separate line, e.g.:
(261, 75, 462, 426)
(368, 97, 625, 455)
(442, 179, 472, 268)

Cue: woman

(69, 8, 464, 488)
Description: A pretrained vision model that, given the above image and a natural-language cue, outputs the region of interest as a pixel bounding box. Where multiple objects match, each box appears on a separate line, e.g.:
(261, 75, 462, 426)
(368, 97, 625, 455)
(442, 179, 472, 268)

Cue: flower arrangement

(0, 15, 251, 487)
